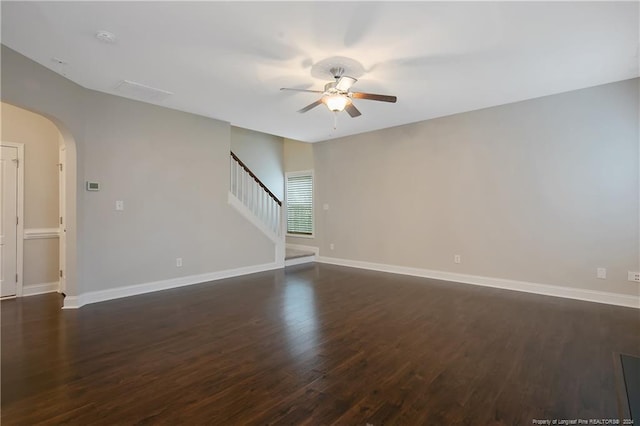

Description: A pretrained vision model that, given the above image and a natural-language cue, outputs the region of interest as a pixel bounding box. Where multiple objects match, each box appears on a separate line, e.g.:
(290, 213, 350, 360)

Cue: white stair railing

(229, 152, 282, 237)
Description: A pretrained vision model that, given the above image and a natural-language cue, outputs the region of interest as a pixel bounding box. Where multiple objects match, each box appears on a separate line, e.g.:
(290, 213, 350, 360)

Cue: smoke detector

(95, 30, 117, 44)
(51, 57, 68, 75)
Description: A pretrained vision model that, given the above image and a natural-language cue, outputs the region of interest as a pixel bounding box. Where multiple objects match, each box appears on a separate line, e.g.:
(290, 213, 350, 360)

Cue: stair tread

(285, 248, 315, 260)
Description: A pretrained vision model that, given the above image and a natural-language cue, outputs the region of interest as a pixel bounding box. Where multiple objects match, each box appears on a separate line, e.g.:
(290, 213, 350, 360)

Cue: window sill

(286, 233, 315, 239)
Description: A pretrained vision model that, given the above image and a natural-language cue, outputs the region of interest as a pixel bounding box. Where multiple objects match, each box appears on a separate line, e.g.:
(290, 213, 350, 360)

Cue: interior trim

(228, 192, 280, 244)
(62, 261, 281, 309)
(22, 282, 59, 296)
(316, 256, 640, 309)
(24, 228, 60, 240)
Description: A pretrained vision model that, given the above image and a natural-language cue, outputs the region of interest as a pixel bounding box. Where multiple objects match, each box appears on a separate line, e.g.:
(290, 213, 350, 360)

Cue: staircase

(285, 247, 316, 266)
(228, 152, 284, 264)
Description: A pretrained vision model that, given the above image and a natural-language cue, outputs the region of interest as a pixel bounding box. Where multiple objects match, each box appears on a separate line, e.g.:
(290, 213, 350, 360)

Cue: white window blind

(286, 173, 313, 235)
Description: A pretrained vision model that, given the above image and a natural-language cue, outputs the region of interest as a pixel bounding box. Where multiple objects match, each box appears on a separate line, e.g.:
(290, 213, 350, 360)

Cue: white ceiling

(2, 1, 638, 143)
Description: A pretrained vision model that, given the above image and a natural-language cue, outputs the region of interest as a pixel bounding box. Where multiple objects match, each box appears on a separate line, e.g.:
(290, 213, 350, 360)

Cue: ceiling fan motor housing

(329, 67, 345, 80)
(324, 82, 338, 92)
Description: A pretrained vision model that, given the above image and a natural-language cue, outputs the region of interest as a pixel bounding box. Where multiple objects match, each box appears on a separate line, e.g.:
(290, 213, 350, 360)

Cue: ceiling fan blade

(351, 92, 397, 103)
(345, 102, 362, 118)
(281, 88, 324, 94)
(298, 99, 323, 113)
(335, 76, 357, 91)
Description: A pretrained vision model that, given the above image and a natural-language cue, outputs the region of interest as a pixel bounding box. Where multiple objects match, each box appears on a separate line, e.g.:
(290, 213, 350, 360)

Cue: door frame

(1, 142, 24, 297)
(58, 145, 66, 295)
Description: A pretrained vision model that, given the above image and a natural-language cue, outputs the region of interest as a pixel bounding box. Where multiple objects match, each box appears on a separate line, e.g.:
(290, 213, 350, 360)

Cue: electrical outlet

(628, 271, 640, 282)
(176, 258, 182, 267)
(329, 243, 335, 250)
(597, 267, 607, 279)
(115, 200, 124, 211)
(454, 254, 461, 264)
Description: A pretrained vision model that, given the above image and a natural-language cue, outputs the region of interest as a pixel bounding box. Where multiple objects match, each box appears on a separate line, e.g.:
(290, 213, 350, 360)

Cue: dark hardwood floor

(2, 263, 639, 425)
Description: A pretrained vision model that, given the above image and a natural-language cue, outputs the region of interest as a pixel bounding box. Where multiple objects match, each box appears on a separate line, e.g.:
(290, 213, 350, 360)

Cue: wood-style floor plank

(2, 263, 638, 424)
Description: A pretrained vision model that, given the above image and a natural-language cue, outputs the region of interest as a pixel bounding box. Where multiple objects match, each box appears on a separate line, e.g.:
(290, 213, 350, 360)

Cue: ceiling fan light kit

(323, 94, 349, 112)
(281, 64, 397, 120)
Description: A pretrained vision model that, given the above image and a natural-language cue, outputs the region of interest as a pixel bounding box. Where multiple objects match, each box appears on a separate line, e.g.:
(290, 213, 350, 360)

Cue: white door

(1, 146, 19, 297)
(59, 146, 66, 294)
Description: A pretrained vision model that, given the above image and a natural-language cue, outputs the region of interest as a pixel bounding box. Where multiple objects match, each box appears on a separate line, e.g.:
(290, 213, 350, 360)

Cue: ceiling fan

(280, 67, 397, 118)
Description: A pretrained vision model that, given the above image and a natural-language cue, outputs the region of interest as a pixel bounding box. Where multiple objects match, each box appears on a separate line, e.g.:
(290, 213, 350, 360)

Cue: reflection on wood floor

(2, 263, 638, 424)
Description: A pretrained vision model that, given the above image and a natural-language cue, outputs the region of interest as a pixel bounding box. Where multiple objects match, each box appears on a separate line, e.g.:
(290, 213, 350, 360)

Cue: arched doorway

(1, 102, 77, 306)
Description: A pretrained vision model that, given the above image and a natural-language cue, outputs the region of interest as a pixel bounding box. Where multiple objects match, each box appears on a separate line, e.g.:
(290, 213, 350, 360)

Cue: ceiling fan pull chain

(333, 112, 338, 130)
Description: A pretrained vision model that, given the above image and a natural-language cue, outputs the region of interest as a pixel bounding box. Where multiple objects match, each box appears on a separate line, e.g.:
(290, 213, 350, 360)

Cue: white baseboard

(61, 296, 81, 309)
(316, 256, 640, 309)
(62, 262, 281, 309)
(23, 282, 59, 296)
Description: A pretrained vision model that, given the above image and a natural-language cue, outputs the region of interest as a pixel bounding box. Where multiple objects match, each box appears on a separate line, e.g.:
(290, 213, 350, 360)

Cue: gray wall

(2, 45, 83, 297)
(284, 138, 316, 246)
(308, 79, 639, 297)
(230, 126, 284, 200)
(81, 93, 276, 293)
(284, 138, 314, 173)
(2, 45, 276, 297)
(1, 102, 61, 287)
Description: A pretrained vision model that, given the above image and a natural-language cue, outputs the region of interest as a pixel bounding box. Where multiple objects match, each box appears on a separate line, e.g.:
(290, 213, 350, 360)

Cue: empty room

(1, 1, 638, 424)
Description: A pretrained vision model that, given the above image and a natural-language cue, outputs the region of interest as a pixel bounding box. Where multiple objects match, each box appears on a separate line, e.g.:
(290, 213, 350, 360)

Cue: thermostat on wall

(86, 181, 100, 191)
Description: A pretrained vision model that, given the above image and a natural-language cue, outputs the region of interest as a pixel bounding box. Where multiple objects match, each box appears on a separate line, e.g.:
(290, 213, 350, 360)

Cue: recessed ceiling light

(95, 30, 117, 44)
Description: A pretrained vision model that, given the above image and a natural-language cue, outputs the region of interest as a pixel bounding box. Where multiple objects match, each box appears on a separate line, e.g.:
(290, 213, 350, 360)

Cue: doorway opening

(0, 102, 76, 304)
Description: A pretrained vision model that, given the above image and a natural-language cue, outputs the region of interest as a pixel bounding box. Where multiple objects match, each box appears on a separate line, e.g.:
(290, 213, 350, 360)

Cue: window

(286, 171, 313, 236)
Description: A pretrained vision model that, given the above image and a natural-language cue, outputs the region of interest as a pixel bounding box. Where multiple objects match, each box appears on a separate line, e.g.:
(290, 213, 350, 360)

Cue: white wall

(1, 102, 60, 287)
(231, 126, 284, 201)
(307, 79, 639, 298)
(1, 45, 277, 302)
